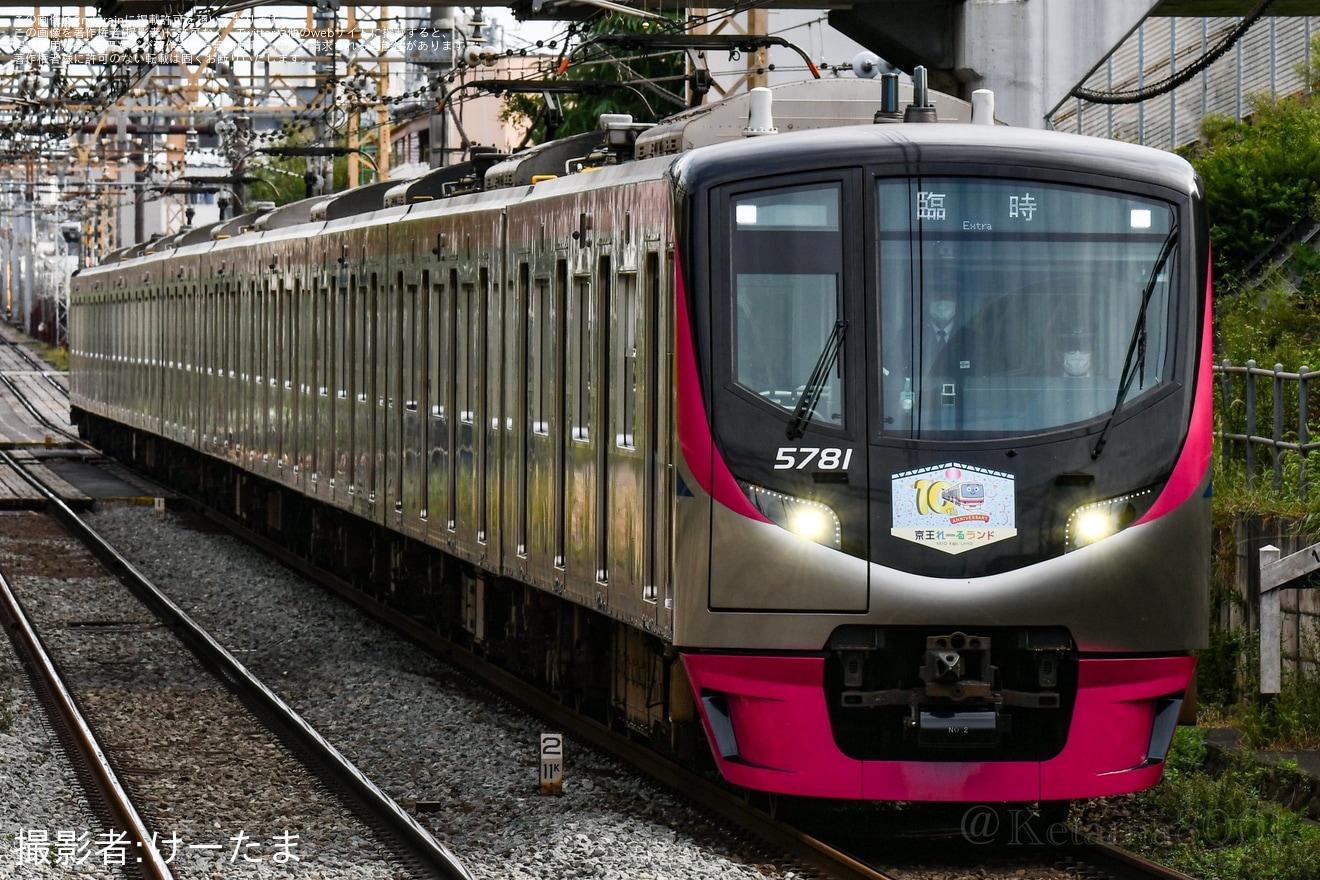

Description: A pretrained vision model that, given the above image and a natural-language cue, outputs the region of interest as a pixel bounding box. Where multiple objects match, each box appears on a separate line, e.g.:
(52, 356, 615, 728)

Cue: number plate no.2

(540, 733, 563, 796)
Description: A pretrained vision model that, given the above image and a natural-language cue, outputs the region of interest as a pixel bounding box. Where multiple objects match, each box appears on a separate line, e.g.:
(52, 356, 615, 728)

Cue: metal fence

(1216, 359, 1320, 497)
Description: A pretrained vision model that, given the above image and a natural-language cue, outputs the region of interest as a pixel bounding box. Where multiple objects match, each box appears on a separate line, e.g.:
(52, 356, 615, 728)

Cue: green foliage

(1216, 281, 1320, 371)
(1211, 269, 1320, 521)
(1118, 727, 1320, 880)
(36, 343, 68, 372)
(1199, 628, 1252, 707)
(1238, 672, 1320, 749)
(502, 13, 687, 145)
(243, 122, 350, 206)
(1163, 724, 1210, 778)
(1182, 83, 1320, 283)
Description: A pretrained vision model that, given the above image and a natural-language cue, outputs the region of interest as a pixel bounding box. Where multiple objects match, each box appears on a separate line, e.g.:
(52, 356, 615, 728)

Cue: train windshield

(878, 178, 1175, 439)
(730, 182, 846, 428)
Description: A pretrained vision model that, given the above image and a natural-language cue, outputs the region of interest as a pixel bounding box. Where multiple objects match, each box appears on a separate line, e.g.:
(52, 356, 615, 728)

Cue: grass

(1116, 727, 1320, 880)
(1230, 674, 1320, 751)
(36, 343, 67, 372)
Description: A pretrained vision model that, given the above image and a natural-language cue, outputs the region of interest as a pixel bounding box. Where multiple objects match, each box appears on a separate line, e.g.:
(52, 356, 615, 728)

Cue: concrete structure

(825, 0, 1320, 128)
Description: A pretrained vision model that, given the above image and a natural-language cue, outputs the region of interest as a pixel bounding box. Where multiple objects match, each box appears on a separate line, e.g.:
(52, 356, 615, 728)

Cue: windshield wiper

(787, 320, 848, 440)
(1092, 224, 1179, 459)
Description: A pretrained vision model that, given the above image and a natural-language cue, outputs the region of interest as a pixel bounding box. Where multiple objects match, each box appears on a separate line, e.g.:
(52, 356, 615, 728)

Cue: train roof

(672, 121, 1200, 197)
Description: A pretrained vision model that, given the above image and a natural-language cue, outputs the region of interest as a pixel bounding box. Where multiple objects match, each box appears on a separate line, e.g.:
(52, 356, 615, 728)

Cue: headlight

(1065, 488, 1157, 551)
(745, 484, 841, 549)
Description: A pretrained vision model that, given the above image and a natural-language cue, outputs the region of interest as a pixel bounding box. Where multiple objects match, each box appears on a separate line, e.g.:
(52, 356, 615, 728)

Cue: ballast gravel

(0, 643, 118, 879)
(67, 502, 793, 880)
(0, 512, 403, 880)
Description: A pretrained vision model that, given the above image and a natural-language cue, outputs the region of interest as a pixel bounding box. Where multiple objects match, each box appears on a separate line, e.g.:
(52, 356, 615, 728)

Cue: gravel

(68, 502, 792, 880)
(0, 634, 118, 879)
(0, 511, 405, 879)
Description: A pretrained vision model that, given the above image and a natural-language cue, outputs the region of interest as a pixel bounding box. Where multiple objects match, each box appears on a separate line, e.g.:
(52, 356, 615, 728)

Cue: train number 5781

(773, 447, 854, 470)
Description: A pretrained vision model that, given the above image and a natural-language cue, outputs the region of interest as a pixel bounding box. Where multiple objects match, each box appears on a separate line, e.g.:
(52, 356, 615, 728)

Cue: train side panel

(504, 171, 678, 634)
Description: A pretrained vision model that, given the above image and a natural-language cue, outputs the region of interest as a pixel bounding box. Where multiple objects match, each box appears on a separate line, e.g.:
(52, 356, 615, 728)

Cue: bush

(1185, 93, 1320, 284)
(1239, 672, 1320, 750)
(1124, 728, 1320, 880)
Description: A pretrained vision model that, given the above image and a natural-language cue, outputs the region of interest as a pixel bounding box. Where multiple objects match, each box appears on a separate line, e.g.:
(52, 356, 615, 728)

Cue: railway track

(0, 559, 172, 880)
(0, 327, 71, 401)
(0, 451, 474, 879)
(0, 328, 79, 447)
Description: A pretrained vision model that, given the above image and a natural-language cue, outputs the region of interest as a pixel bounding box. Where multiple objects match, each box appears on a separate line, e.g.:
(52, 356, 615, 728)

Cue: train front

(669, 124, 1211, 803)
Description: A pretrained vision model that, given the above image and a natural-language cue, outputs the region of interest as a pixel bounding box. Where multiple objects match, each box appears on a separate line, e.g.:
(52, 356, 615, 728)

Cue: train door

(593, 255, 610, 591)
(297, 264, 316, 486)
(238, 278, 252, 464)
(370, 227, 392, 520)
(523, 258, 562, 588)
(511, 259, 532, 575)
(185, 275, 197, 443)
(384, 265, 403, 522)
(309, 267, 323, 488)
(354, 262, 377, 509)
(315, 272, 334, 488)
(553, 260, 569, 574)
(275, 275, 291, 482)
(209, 275, 222, 452)
(294, 269, 308, 488)
(562, 255, 594, 598)
(263, 266, 279, 474)
(179, 276, 190, 442)
(506, 260, 528, 570)
(208, 278, 220, 451)
(254, 274, 268, 470)
(250, 276, 265, 471)
(478, 263, 498, 555)
(706, 173, 869, 612)
(225, 275, 239, 458)
(160, 279, 174, 438)
(453, 265, 481, 546)
(333, 269, 351, 499)
(400, 265, 428, 532)
(200, 278, 213, 450)
(426, 260, 452, 551)
(564, 250, 600, 602)
(651, 249, 675, 634)
(149, 277, 160, 432)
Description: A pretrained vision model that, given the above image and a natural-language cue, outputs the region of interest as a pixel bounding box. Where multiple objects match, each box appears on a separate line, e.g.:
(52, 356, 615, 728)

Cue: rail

(0, 568, 175, 880)
(1214, 359, 1320, 498)
(0, 450, 475, 880)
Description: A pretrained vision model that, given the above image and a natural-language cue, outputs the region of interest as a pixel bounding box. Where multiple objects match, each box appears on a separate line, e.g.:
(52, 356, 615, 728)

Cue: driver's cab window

(730, 183, 845, 427)
(877, 177, 1174, 438)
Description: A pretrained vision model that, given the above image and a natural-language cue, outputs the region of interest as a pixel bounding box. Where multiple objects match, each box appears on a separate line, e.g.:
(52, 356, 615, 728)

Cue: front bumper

(682, 652, 1194, 801)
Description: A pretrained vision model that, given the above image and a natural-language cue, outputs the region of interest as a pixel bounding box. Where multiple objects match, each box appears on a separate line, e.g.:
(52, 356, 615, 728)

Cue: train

(69, 72, 1211, 807)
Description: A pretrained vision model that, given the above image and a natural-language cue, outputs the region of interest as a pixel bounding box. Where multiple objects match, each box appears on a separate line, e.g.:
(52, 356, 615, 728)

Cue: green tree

(1181, 56, 1320, 284)
(501, 13, 687, 146)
